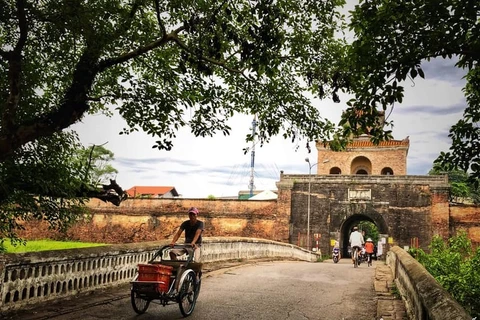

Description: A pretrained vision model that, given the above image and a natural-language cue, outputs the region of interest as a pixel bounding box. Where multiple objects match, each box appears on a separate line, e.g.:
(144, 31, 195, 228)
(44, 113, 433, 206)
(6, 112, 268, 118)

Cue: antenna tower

(248, 115, 257, 197)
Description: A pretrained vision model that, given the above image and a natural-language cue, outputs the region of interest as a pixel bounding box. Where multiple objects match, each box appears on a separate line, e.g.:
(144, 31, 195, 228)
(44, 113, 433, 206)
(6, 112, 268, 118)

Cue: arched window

(381, 167, 394, 175)
(330, 167, 341, 174)
(350, 156, 372, 175)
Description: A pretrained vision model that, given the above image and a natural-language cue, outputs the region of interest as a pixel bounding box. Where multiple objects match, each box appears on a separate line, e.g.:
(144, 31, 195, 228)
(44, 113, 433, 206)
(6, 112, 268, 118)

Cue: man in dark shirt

(169, 207, 204, 261)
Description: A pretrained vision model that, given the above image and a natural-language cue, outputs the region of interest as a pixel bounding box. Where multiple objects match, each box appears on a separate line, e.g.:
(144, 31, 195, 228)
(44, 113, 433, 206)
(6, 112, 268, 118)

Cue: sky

(72, 3, 467, 199)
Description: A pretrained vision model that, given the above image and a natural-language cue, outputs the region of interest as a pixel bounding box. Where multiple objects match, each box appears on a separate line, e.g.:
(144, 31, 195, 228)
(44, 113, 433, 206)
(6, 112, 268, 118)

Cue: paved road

(5, 259, 377, 320)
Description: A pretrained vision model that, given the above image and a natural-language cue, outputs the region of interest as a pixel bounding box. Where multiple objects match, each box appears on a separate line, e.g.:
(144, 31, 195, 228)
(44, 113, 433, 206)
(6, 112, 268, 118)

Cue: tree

(0, 135, 124, 241)
(1, 1, 351, 239)
(358, 221, 379, 243)
(344, 0, 480, 185)
(429, 165, 480, 204)
(1, 0, 349, 158)
(75, 144, 119, 187)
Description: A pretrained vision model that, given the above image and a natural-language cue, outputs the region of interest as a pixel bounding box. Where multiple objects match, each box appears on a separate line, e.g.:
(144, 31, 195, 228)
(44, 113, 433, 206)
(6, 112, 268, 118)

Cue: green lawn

(2, 239, 107, 253)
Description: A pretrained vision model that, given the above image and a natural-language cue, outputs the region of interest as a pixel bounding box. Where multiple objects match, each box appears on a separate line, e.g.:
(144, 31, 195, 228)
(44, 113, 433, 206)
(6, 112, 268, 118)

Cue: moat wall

(18, 198, 286, 244)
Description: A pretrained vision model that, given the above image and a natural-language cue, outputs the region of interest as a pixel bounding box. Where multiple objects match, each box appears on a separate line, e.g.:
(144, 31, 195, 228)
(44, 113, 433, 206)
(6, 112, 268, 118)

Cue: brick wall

(430, 188, 451, 240)
(17, 198, 287, 244)
(449, 204, 480, 245)
(316, 144, 407, 175)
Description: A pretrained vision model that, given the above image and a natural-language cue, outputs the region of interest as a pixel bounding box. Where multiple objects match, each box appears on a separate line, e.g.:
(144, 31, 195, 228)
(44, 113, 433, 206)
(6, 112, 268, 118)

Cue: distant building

(316, 135, 409, 175)
(237, 190, 278, 200)
(316, 110, 410, 175)
(248, 190, 278, 200)
(126, 186, 180, 198)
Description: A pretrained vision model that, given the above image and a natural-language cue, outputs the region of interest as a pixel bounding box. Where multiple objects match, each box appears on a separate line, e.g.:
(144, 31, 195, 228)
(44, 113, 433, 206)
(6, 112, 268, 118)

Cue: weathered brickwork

(277, 174, 452, 256)
(316, 138, 409, 175)
(449, 204, 480, 244)
(430, 189, 451, 239)
(17, 198, 287, 244)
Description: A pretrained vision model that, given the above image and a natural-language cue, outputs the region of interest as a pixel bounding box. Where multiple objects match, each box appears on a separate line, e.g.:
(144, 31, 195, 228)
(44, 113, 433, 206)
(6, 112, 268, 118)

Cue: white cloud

(73, 110, 317, 198)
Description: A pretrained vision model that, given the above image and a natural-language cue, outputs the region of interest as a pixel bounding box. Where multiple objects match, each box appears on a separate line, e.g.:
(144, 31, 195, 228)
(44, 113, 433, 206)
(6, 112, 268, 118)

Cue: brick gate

(276, 173, 450, 257)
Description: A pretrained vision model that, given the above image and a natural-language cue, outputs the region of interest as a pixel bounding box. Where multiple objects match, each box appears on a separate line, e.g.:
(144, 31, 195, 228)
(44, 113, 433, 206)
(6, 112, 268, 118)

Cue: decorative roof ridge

(317, 137, 410, 148)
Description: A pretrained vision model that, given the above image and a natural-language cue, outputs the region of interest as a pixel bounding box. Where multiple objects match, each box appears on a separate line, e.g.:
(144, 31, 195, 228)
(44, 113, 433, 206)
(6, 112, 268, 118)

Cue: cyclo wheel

(178, 270, 198, 317)
(131, 289, 150, 314)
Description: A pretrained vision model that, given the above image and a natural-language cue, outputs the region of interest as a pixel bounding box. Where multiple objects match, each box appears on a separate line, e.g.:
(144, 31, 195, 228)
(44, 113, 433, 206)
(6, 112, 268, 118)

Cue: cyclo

(130, 244, 202, 317)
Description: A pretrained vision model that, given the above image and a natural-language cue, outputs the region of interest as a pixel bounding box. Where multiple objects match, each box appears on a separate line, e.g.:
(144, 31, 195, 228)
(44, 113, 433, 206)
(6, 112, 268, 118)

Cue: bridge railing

(387, 246, 471, 320)
(0, 237, 318, 312)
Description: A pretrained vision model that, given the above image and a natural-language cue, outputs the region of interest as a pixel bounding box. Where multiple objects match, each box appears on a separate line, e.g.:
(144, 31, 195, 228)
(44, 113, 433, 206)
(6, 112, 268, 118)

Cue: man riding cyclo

(169, 207, 204, 262)
(349, 226, 365, 265)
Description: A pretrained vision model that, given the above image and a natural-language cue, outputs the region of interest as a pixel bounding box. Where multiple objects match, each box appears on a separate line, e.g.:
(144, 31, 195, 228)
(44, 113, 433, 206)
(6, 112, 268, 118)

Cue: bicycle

(352, 246, 360, 268)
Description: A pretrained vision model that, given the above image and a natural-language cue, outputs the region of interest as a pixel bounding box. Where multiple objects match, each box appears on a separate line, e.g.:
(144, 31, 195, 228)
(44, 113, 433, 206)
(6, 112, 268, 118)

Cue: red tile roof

(318, 138, 409, 149)
(126, 186, 178, 197)
(347, 140, 409, 148)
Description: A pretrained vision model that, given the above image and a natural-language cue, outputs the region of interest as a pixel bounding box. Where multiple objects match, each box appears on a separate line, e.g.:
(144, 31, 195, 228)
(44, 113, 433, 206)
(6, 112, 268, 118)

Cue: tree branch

(0, 179, 128, 207)
(2, 0, 28, 136)
(154, 0, 166, 37)
(111, 0, 142, 40)
(0, 47, 101, 162)
(97, 34, 175, 71)
(84, 143, 108, 182)
(88, 179, 128, 206)
(14, 0, 28, 55)
(171, 35, 245, 75)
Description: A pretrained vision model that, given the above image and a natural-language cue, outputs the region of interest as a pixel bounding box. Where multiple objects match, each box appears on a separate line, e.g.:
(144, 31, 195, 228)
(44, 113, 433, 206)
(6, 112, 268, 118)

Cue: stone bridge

(0, 237, 318, 313)
(0, 238, 471, 319)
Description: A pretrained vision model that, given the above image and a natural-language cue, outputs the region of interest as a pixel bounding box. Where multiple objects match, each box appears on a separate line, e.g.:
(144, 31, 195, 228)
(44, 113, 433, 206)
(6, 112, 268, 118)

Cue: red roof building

(126, 186, 180, 198)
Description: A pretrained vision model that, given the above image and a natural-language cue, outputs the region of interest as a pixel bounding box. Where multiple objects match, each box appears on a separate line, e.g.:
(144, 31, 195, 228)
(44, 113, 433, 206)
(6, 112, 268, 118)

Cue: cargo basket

(137, 264, 174, 293)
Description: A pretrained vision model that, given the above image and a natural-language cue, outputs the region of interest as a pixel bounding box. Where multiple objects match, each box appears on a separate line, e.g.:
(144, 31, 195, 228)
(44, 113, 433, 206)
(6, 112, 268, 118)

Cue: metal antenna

(248, 115, 257, 198)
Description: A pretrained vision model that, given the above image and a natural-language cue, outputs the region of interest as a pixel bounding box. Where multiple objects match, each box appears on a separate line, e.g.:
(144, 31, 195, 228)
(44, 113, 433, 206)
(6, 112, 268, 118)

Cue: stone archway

(338, 212, 389, 258)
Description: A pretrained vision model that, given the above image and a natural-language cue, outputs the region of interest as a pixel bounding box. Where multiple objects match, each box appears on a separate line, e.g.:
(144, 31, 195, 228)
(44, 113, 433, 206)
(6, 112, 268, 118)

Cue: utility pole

(304, 158, 329, 250)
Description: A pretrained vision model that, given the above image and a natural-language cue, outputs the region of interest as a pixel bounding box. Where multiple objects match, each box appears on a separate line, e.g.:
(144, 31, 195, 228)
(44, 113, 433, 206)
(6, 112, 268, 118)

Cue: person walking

(365, 238, 375, 266)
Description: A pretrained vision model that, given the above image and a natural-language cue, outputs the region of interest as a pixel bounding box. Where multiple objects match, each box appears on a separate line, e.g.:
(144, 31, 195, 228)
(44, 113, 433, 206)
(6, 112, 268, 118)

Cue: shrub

(408, 232, 480, 317)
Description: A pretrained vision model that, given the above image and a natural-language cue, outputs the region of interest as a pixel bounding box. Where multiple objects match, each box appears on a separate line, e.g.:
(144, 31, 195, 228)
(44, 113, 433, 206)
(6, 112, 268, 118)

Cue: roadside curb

(374, 263, 409, 320)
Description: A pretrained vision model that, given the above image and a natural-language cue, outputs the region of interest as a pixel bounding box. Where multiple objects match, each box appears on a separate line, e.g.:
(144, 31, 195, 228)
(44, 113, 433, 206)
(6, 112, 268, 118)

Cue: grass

(390, 283, 402, 299)
(2, 239, 107, 253)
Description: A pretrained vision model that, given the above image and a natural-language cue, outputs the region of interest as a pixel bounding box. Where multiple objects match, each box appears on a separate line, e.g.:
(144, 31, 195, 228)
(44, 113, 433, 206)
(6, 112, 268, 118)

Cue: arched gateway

(339, 213, 388, 258)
